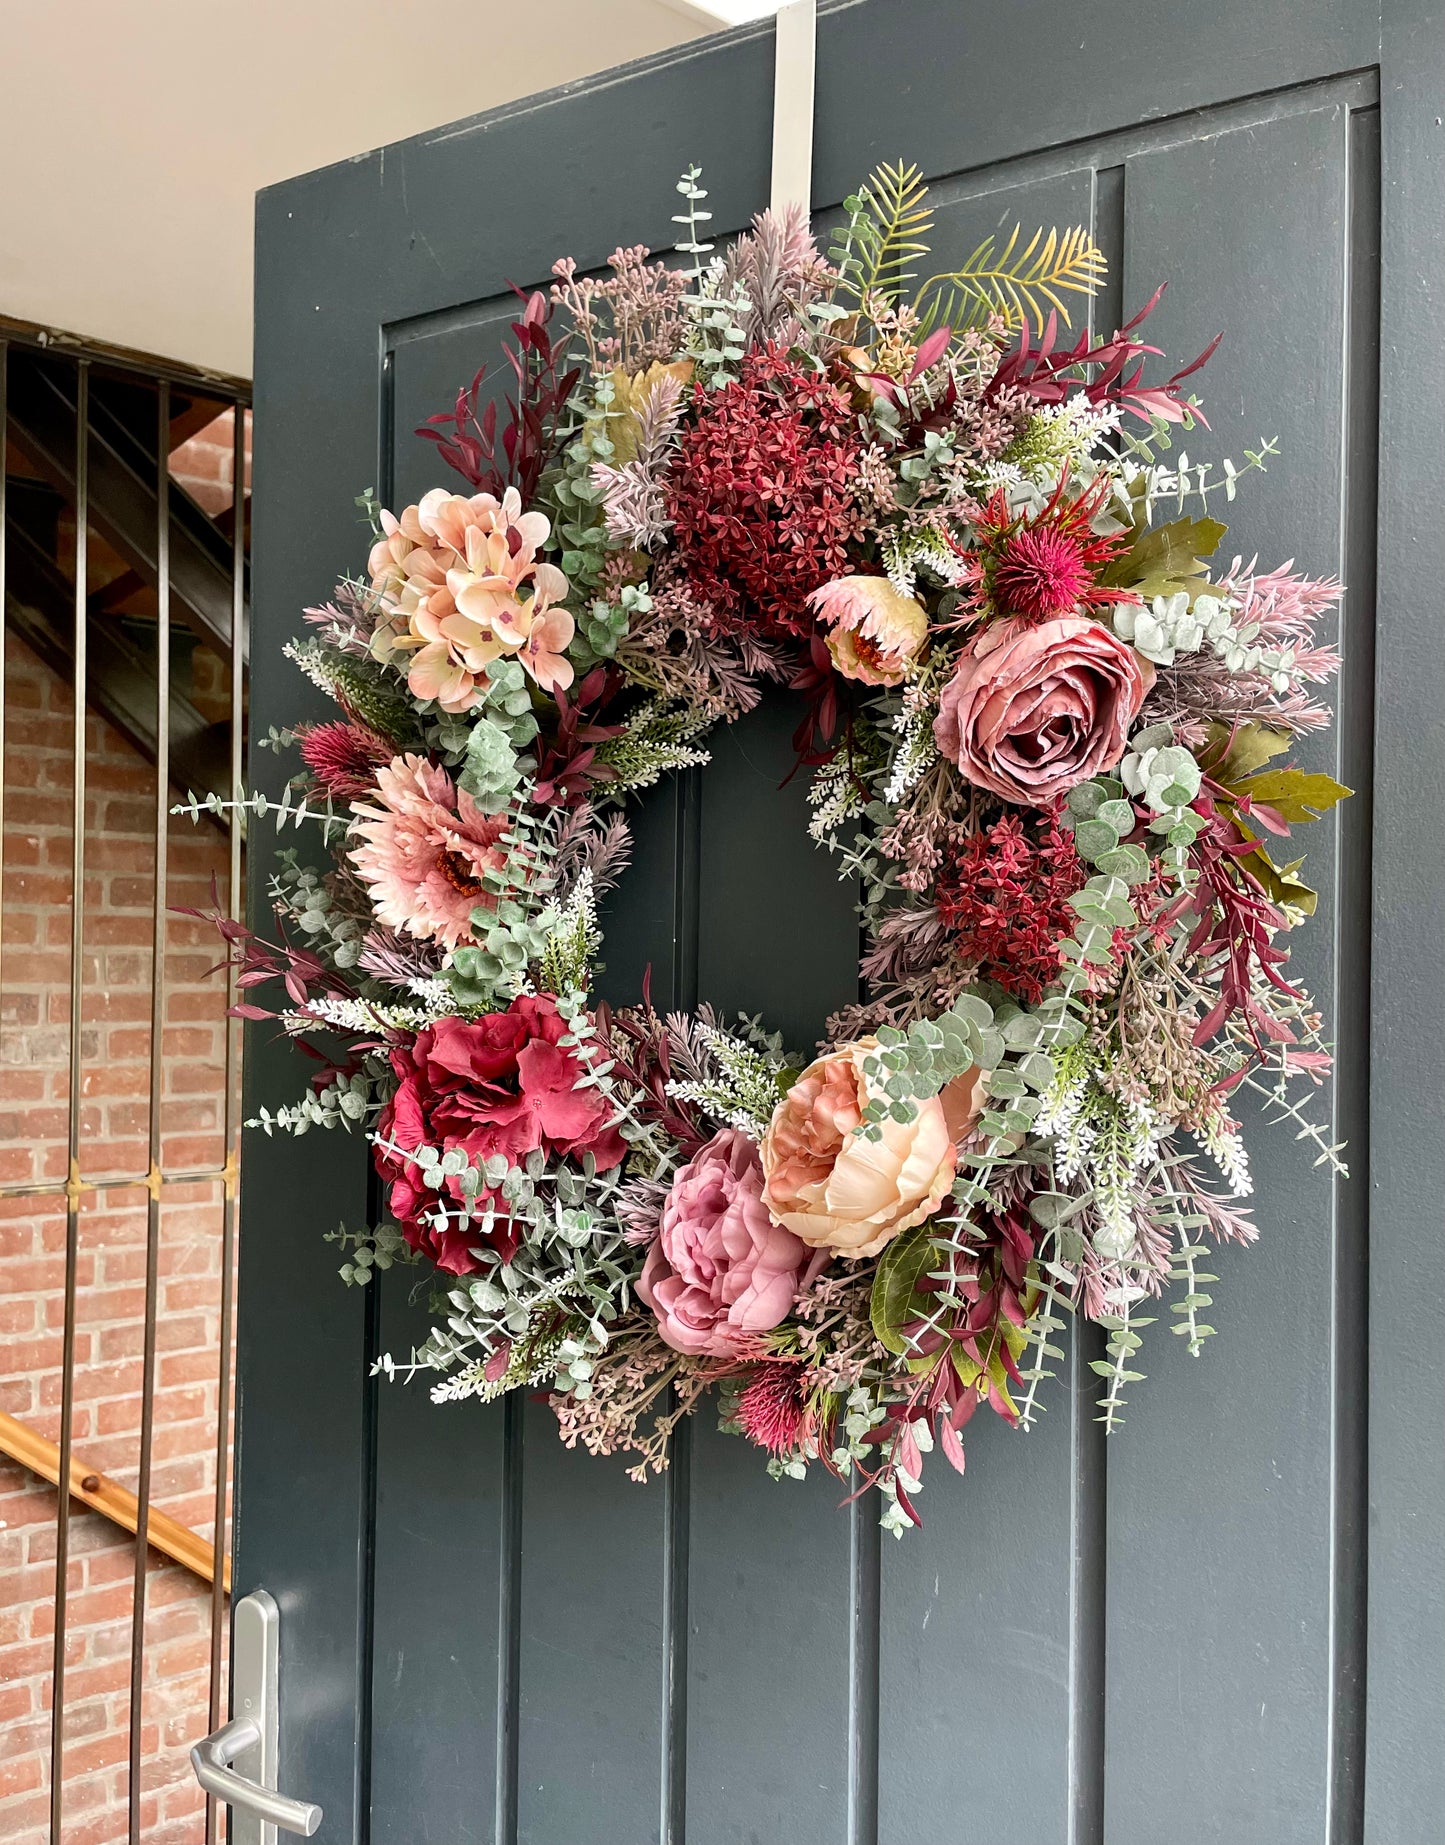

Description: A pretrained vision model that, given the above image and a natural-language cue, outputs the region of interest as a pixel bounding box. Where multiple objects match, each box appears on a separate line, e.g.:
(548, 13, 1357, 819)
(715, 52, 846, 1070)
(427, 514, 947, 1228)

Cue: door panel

(1106, 96, 1369, 1841)
(241, 6, 1444, 1842)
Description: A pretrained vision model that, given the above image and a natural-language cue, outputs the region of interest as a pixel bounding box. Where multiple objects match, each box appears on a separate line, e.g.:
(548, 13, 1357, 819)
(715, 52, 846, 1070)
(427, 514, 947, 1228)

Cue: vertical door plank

(242, 158, 395, 1845)
(369, 1291, 509, 1844)
(876, 166, 1102, 1845)
(1370, 0, 1445, 1830)
(683, 1418, 859, 1845)
(1104, 103, 1357, 1844)
(516, 1398, 669, 1845)
(681, 690, 861, 1843)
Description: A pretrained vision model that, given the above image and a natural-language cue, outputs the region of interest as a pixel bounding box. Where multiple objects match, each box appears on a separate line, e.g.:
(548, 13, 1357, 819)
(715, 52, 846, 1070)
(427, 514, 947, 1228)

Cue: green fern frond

(916, 223, 1107, 336)
(834, 160, 934, 306)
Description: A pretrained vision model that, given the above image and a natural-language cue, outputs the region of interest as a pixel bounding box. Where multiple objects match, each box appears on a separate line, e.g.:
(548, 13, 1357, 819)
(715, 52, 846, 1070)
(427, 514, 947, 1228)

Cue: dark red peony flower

(664, 345, 863, 638)
(374, 995, 627, 1275)
(936, 814, 1096, 1003)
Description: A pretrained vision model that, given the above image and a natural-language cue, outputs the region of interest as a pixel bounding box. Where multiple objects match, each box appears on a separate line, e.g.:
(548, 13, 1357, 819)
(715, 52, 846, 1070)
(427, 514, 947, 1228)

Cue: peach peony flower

(638, 1129, 812, 1357)
(759, 1042, 986, 1258)
(349, 754, 508, 948)
(934, 615, 1153, 807)
(368, 485, 574, 708)
(808, 574, 928, 685)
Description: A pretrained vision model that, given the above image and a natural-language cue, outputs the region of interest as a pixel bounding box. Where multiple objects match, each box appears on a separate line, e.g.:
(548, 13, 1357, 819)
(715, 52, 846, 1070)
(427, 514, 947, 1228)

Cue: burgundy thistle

(736, 1361, 812, 1455)
(960, 473, 1135, 626)
(297, 721, 396, 799)
(991, 526, 1096, 623)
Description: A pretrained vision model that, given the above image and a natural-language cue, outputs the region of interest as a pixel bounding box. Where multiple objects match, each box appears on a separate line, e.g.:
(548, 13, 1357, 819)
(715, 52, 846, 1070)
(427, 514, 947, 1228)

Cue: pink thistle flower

(737, 1361, 813, 1455)
(349, 754, 508, 948)
(297, 721, 396, 799)
(992, 526, 1095, 622)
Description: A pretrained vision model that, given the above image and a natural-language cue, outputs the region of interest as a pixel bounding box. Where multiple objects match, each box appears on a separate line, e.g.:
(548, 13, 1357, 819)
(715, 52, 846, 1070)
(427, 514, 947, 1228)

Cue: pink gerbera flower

(349, 755, 508, 948)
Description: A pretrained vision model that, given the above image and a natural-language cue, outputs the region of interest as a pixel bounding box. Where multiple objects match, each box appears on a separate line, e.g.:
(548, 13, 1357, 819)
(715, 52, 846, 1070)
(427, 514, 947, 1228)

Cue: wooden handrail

(0, 1408, 230, 1593)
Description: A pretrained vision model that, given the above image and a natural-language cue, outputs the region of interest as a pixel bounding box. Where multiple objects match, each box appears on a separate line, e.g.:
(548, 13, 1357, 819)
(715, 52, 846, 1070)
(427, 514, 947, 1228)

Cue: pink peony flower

(934, 616, 1153, 807)
(374, 996, 627, 1274)
(368, 485, 574, 708)
(349, 754, 508, 948)
(760, 1044, 985, 1258)
(808, 574, 929, 685)
(637, 1129, 811, 1357)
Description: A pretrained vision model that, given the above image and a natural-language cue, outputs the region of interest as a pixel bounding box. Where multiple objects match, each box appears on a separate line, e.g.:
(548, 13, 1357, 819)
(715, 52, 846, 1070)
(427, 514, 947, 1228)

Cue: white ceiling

(3, 0, 720, 380)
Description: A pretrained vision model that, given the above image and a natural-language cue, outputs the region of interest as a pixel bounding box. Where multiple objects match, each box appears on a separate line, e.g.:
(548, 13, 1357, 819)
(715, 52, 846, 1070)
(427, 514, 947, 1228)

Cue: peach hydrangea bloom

(348, 754, 508, 949)
(367, 485, 574, 709)
(759, 1041, 986, 1258)
(808, 574, 929, 686)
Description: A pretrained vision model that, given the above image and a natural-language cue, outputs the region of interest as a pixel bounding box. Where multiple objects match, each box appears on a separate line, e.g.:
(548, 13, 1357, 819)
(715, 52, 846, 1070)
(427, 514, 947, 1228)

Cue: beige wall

(3, 0, 714, 380)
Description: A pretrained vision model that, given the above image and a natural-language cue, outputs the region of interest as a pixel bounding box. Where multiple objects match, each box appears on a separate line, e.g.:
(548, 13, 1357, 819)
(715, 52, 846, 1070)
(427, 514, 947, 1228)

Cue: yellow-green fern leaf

(916, 223, 1108, 336)
(834, 159, 934, 306)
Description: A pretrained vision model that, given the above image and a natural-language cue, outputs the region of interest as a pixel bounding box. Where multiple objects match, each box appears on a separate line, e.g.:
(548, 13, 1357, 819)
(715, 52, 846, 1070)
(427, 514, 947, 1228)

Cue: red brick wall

(0, 629, 238, 1845)
(169, 409, 251, 521)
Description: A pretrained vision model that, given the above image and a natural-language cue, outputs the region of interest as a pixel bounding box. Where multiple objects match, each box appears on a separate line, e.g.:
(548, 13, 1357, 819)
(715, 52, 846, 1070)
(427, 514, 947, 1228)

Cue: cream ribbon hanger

(769, 0, 818, 214)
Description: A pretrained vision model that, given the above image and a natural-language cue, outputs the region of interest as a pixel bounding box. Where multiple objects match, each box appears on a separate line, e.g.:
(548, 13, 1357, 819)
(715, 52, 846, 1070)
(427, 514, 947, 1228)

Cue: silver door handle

(190, 1589, 323, 1842)
(191, 1717, 322, 1836)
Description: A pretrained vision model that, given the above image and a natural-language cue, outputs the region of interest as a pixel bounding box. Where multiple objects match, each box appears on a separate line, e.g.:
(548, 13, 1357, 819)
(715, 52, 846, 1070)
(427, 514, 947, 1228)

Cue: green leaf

(915, 222, 1107, 337)
(1095, 799, 1136, 834)
(869, 1223, 936, 1356)
(1229, 767, 1351, 823)
(1074, 818, 1119, 861)
(1104, 515, 1227, 603)
(835, 159, 934, 306)
(1236, 845, 1319, 916)
(1094, 843, 1151, 885)
(1200, 720, 1292, 786)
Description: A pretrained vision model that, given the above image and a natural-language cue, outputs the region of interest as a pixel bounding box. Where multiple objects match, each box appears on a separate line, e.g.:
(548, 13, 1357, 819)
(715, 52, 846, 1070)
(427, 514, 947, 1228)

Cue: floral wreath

(200, 163, 1348, 1533)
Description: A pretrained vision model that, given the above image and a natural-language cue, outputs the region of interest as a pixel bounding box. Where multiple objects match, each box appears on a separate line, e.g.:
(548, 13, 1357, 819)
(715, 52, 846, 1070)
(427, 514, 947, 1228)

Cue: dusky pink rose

(638, 1129, 810, 1357)
(759, 1042, 986, 1259)
(934, 615, 1154, 806)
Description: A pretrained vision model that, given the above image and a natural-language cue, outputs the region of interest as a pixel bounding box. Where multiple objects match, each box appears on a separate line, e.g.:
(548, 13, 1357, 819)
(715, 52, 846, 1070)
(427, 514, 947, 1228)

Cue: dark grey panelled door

(239, 5, 1445, 1841)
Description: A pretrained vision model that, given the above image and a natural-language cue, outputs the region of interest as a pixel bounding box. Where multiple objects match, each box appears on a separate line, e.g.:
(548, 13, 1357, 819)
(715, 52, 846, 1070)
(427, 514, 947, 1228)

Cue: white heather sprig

(1196, 1108, 1253, 1198)
(665, 1021, 788, 1138)
(883, 675, 942, 805)
(283, 995, 441, 1035)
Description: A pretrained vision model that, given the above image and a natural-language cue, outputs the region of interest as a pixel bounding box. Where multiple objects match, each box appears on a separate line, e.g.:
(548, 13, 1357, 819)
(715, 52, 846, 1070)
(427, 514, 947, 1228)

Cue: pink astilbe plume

(1217, 557, 1343, 665)
(736, 1361, 813, 1455)
(592, 369, 687, 549)
(721, 202, 835, 350)
(303, 583, 383, 658)
(1145, 558, 1343, 741)
(297, 720, 396, 799)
